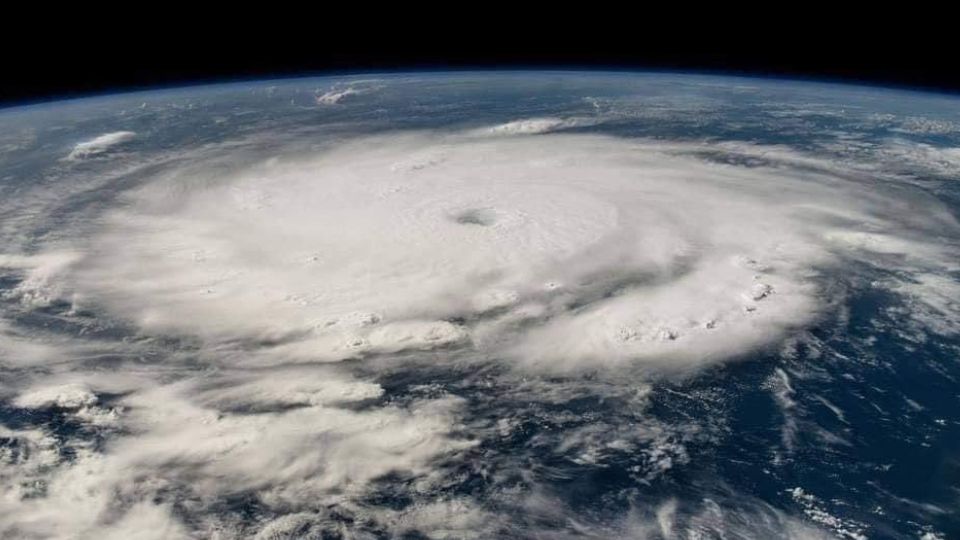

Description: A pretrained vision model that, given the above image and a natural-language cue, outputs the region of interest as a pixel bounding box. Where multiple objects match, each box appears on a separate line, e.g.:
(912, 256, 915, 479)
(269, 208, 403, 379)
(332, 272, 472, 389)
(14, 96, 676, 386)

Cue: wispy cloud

(66, 131, 136, 160)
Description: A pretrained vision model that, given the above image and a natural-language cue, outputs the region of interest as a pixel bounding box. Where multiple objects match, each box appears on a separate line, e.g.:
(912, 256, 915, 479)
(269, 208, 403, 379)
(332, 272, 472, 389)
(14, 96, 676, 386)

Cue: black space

(2, 17, 957, 106)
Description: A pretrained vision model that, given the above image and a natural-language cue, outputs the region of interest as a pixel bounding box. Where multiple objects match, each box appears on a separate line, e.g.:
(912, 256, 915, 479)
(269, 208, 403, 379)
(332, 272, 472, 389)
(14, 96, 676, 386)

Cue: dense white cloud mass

(47, 131, 957, 372)
(1, 111, 959, 538)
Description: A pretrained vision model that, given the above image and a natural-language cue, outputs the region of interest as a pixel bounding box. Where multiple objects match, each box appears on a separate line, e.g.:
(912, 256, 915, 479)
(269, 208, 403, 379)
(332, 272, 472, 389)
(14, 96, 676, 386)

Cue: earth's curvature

(1, 72, 959, 539)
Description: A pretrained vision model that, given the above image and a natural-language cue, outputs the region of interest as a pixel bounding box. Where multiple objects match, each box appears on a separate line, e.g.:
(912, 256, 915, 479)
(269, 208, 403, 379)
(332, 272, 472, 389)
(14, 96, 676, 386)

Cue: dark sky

(3, 17, 957, 106)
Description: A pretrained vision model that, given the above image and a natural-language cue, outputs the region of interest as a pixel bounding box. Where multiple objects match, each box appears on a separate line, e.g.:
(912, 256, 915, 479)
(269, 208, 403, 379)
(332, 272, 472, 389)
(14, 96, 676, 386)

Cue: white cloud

(0, 368, 473, 538)
(836, 139, 960, 179)
(789, 487, 868, 540)
(478, 117, 596, 135)
(14, 383, 98, 409)
(67, 131, 136, 160)
(314, 81, 382, 105)
(0, 251, 80, 308)
(31, 132, 955, 373)
(889, 273, 960, 337)
(2, 123, 959, 537)
(98, 502, 189, 540)
(315, 87, 361, 105)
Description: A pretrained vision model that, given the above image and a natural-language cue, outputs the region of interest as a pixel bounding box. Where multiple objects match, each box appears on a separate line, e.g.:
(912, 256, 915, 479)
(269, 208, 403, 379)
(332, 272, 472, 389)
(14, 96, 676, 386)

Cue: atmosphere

(1, 72, 959, 539)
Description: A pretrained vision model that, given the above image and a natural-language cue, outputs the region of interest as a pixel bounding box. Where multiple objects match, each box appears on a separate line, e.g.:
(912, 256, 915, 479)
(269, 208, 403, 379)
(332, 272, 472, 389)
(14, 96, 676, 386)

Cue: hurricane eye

(451, 208, 497, 226)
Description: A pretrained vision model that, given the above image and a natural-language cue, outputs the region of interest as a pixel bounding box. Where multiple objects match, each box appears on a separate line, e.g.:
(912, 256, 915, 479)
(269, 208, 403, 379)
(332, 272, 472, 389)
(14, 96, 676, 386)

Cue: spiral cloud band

(60, 131, 954, 371)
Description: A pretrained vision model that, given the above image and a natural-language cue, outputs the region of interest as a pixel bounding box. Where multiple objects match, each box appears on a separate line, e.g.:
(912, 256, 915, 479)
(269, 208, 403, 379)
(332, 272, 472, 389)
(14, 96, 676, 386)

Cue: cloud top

(66, 131, 136, 159)
(48, 132, 957, 373)
(2, 120, 958, 538)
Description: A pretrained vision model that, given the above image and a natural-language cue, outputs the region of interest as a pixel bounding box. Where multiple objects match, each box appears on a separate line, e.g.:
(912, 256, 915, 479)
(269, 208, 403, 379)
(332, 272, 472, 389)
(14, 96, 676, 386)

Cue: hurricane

(1, 72, 958, 539)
